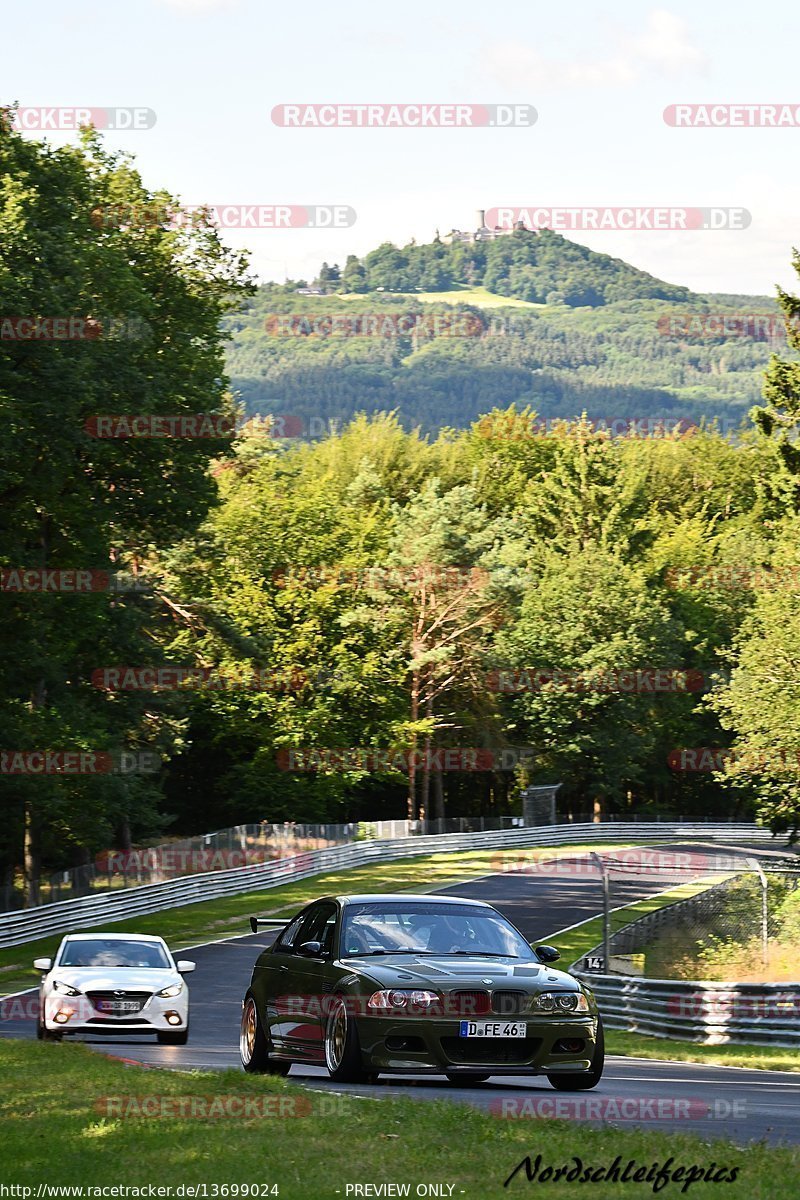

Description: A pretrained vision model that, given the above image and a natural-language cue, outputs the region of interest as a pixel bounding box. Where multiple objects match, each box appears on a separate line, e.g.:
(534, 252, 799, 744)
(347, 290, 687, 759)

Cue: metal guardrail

(21, 813, 721, 912)
(0, 821, 780, 948)
(573, 973, 800, 1048)
(572, 871, 800, 1047)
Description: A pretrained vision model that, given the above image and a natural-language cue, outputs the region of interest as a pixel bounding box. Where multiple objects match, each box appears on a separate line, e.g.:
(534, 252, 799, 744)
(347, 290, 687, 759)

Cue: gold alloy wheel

(325, 997, 347, 1072)
(240, 996, 257, 1065)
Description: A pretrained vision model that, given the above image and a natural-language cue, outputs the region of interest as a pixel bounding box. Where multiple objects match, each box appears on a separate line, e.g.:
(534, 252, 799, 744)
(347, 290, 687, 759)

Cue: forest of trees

(225, 283, 783, 438)
(3, 114, 800, 906)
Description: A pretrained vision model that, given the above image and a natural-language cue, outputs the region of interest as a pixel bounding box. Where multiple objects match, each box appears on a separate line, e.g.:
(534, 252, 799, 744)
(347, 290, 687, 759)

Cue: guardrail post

(591, 852, 611, 971)
(748, 856, 769, 971)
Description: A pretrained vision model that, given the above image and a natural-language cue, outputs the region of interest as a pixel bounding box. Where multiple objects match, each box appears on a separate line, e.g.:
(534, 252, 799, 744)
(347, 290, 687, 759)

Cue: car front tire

(37, 1007, 62, 1042)
(240, 993, 290, 1075)
(547, 1015, 605, 1091)
(324, 994, 369, 1083)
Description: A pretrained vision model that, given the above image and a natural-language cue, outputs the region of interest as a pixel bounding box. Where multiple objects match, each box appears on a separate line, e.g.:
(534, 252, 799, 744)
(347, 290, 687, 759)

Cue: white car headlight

(52, 980, 81, 996)
(367, 989, 438, 1010)
(156, 981, 184, 998)
(535, 991, 589, 1013)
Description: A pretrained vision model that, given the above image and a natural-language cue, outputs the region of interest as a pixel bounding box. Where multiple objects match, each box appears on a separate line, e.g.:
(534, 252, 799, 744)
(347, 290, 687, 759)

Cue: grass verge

(605, 1030, 800, 1073)
(1, 1039, 796, 1197)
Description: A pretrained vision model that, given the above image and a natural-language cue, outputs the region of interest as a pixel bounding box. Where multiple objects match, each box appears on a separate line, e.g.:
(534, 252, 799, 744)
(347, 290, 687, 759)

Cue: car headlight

(52, 980, 81, 996)
(156, 981, 184, 998)
(534, 991, 589, 1013)
(367, 989, 438, 1011)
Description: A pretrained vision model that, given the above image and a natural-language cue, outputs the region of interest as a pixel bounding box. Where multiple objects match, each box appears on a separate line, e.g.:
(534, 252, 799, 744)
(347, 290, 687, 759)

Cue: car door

(264, 902, 337, 1059)
(288, 901, 339, 1059)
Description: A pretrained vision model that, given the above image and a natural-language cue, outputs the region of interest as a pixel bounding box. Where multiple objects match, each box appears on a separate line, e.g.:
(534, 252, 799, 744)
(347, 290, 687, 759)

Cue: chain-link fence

(574, 851, 800, 983)
(3, 822, 352, 912)
(7, 815, 530, 911)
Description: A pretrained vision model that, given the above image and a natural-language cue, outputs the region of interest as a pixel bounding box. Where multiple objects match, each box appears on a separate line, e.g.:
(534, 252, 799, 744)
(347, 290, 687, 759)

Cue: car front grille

(86, 1017, 151, 1025)
(85, 990, 152, 1015)
(491, 991, 528, 1015)
(440, 1036, 541, 1065)
(448, 990, 491, 1016)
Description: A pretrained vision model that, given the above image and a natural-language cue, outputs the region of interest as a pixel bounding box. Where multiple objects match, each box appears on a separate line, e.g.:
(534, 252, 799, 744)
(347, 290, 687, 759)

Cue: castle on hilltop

(441, 209, 532, 245)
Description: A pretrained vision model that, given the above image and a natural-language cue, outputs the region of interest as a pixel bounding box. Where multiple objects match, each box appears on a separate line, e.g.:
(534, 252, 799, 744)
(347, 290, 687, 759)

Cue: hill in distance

(223, 227, 786, 437)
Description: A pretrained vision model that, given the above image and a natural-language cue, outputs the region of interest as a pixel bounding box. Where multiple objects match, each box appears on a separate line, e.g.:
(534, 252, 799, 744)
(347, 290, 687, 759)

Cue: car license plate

(459, 1020, 527, 1038)
(97, 1001, 140, 1013)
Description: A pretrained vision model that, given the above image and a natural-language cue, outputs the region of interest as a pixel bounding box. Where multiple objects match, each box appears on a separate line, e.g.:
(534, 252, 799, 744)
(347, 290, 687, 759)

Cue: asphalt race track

(3, 842, 798, 1145)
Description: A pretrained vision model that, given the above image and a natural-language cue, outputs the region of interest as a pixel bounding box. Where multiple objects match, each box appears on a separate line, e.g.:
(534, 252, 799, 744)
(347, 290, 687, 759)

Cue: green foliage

(338, 229, 691, 306)
(225, 284, 780, 438)
(0, 117, 253, 894)
(4, 119, 800, 887)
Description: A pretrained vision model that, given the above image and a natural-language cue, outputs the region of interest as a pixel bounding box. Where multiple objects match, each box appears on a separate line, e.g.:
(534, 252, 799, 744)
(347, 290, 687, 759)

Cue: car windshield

(58, 939, 171, 969)
(341, 902, 536, 959)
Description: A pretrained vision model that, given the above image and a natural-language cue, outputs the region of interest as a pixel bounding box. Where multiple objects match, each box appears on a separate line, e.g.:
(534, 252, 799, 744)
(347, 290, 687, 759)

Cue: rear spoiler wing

(249, 916, 292, 933)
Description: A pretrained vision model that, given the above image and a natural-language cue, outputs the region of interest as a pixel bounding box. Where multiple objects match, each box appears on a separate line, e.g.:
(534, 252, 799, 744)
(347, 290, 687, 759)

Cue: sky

(3, 0, 799, 296)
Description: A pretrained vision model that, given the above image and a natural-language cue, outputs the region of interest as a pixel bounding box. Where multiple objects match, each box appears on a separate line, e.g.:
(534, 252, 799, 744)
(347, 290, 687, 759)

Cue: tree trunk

(433, 766, 445, 821)
(23, 674, 48, 907)
(408, 668, 420, 821)
(23, 798, 40, 908)
(118, 815, 132, 851)
(420, 690, 433, 821)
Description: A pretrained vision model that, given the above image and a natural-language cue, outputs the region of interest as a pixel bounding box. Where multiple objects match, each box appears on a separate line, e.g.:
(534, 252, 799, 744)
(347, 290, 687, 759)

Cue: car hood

(342, 955, 580, 991)
(47, 968, 181, 992)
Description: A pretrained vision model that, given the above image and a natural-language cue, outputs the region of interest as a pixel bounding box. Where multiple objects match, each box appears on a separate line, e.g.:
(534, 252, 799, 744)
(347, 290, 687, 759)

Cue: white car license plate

(98, 1001, 140, 1013)
(459, 1020, 527, 1038)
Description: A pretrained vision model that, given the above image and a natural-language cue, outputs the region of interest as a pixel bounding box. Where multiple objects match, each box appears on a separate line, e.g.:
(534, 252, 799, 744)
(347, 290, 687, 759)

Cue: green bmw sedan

(239, 894, 604, 1089)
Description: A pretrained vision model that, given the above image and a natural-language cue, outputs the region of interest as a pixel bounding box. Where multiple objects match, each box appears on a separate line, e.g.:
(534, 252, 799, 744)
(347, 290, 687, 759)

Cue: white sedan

(34, 933, 194, 1044)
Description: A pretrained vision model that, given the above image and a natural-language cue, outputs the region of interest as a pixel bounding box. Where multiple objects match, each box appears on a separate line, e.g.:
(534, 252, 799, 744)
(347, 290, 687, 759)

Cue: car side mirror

(535, 944, 561, 963)
(176, 960, 196, 973)
(33, 957, 52, 971)
(297, 940, 323, 958)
